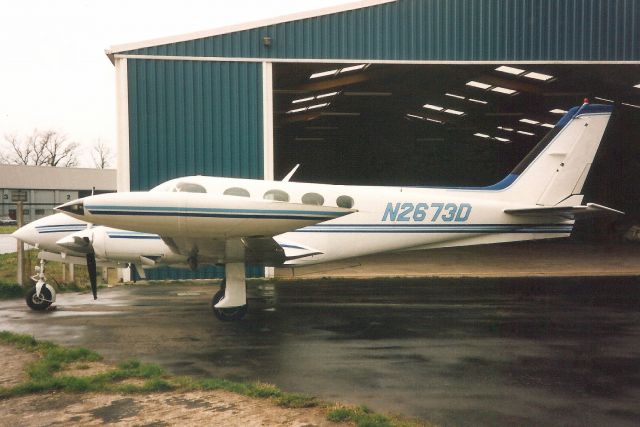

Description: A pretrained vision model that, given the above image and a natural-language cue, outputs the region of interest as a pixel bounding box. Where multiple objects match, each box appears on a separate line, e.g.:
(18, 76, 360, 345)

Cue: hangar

(106, 0, 640, 279)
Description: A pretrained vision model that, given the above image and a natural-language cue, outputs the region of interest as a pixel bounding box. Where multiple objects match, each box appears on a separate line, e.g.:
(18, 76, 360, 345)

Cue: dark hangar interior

(273, 63, 640, 238)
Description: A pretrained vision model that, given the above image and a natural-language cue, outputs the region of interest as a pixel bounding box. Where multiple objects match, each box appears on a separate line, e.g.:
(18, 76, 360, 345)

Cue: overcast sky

(0, 0, 354, 167)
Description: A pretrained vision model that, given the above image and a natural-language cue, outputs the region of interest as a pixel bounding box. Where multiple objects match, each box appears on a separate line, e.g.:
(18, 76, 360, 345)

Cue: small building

(0, 165, 116, 223)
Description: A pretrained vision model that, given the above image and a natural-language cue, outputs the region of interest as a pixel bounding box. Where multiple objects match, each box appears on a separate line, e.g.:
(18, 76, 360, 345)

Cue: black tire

(211, 289, 247, 321)
(25, 286, 53, 311)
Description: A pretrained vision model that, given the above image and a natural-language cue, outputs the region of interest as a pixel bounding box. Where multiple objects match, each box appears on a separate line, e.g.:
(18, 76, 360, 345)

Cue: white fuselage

(60, 176, 572, 267)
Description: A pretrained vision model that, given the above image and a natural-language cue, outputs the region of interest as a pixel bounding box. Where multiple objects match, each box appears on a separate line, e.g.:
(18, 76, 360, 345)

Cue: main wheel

(211, 289, 247, 321)
(25, 286, 53, 311)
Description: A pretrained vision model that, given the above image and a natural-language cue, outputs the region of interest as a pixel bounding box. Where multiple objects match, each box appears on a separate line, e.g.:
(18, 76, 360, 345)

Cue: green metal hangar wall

(107, 0, 640, 278)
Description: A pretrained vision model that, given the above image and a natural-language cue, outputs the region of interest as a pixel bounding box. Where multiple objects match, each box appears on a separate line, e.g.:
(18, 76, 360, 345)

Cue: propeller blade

(86, 252, 98, 300)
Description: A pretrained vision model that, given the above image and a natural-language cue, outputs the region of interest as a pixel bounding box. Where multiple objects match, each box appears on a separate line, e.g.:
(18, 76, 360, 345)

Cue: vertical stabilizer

(499, 103, 612, 205)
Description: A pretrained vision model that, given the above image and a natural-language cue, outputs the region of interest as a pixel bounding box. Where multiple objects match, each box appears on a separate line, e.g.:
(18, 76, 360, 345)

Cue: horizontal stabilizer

(504, 203, 624, 219)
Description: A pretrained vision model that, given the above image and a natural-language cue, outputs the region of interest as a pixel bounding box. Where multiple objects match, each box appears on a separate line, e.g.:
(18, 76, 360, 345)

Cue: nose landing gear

(25, 258, 56, 311)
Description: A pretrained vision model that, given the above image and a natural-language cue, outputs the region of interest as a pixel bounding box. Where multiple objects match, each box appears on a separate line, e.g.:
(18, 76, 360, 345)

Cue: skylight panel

(524, 71, 554, 81)
(316, 91, 339, 99)
(340, 64, 367, 73)
(292, 96, 314, 104)
(496, 65, 525, 75)
(423, 104, 444, 111)
(310, 69, 338, 79)
(466, 81, 492, 89)
(491, 86, 517, 95)
(307, 103, 330, 110)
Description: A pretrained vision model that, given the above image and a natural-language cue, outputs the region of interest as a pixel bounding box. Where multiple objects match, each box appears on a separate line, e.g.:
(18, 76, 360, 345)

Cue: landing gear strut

(211, 241, 248, 321)
(211, 279, 247, 321)
(25, 258, 56, 311)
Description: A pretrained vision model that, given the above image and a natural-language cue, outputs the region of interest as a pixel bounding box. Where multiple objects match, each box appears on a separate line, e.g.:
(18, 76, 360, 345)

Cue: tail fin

(498, 103, 613, 206)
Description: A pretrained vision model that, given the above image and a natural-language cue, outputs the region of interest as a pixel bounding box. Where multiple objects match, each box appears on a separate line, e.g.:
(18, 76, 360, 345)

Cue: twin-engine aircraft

(55, 103, 621, 321)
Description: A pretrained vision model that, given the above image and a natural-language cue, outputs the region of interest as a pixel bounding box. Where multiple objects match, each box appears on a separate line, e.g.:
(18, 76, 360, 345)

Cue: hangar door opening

(272, 63, 640, 239)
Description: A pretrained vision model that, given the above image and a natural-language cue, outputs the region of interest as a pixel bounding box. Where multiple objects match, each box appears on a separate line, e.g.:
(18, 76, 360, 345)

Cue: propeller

(57, 231, 98, 300)
(86, 250, 98, 300)
(82, 236, 98, 300)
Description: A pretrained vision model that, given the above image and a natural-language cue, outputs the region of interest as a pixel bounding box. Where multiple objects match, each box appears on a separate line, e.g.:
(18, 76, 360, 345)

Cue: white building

(0, 165, 116, 223)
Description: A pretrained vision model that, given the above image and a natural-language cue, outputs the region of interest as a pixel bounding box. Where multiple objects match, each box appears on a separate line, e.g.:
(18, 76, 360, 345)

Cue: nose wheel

(25, 285, 53, 311)
(26, 258, 56, 311)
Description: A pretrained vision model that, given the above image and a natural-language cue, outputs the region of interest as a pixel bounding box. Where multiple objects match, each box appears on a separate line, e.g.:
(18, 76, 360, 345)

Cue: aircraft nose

(12, 223, 37, 245)
(56, 199, 85, 217)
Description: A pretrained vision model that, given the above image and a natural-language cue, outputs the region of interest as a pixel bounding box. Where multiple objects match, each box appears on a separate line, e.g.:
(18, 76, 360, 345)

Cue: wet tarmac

(1, 277, 639, 426)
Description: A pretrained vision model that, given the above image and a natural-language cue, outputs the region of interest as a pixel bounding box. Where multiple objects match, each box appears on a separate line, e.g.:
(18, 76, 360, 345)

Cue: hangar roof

(0, 165, 116, 191)
(107, 0, 640, 62)
(106, 0, 394, 59)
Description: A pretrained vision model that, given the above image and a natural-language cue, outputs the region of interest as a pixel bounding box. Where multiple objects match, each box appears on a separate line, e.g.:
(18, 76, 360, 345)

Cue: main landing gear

(212, 280, 248, 321)
(25, 259, 57, 311)
(210, 239, 248, 321)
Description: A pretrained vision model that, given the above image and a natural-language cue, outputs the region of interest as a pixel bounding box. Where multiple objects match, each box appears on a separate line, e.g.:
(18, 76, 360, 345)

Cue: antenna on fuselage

(282, 164, 300, 182)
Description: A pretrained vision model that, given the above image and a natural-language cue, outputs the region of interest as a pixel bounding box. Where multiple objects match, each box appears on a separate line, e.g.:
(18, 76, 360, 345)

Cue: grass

(0, 331, 428, 426)
(0, 225, 17, 234)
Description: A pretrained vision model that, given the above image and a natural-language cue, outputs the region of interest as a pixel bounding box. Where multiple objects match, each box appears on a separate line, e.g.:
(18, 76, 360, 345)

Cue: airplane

(11, 165, 307, 312)
(12, 213, 191, 311)
(56, 102, 623, 321)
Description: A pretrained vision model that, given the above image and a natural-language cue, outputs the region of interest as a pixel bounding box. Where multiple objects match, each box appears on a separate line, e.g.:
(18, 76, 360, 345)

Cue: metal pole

(16, 201, 25, 286)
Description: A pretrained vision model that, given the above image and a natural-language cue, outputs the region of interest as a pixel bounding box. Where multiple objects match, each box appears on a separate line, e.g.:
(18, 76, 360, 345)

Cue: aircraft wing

(504, 203, 624, 219)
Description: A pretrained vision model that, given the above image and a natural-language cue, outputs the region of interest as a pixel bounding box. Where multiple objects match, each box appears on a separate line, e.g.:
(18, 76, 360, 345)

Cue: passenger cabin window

(175, 182, 207, 193)
(301, 192, 324, 206)
(263, 189, 289, 202)
(336, 195, 354, 209)
(224, 187, 250, 197)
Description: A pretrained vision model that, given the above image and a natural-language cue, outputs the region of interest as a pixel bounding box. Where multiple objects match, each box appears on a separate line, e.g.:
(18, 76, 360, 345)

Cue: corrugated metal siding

(128, 59, 263, 190)
(127, 59, 264, 279)
(125, 0, 639, 61)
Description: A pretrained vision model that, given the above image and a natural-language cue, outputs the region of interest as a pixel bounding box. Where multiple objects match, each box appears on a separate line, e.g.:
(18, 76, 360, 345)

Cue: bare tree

(91, 140, 114, 169)
(1, 130, 79, 167)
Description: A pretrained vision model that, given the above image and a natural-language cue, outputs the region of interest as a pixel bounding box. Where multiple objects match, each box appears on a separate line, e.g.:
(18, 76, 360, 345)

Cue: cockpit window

(175, 182, 207, 193)
(223, 187, 250, 197)
(263, 189, 289, 202)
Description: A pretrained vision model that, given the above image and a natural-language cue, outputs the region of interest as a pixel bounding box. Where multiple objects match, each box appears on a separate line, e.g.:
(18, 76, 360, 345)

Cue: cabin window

(301, 192, 324, 206)
(175, 182, 207, 193)
(336, 195, 354, 209)
(223, 187, 250, 197)
(263, 189, 289, 202)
